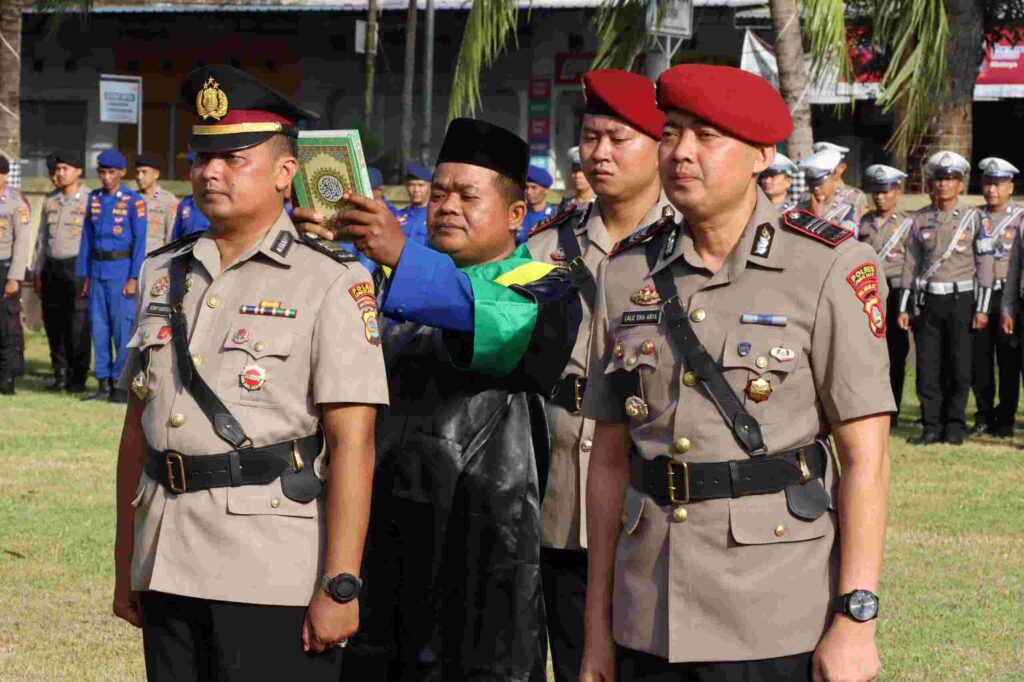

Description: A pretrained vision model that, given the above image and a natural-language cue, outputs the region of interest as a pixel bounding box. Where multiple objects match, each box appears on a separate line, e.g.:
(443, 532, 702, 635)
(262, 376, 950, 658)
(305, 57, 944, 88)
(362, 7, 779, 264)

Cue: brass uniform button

(755, 356, 769, 369)
(690, 308, 706, 323)
(170, 414, 186, 428)
(271, 498, 281, 509)
(683, 371, 697, 387)
(254, 341, 266, 352)
(774, 524, 786, 537)
(206, 295, 221, 309)
(673, 437, 692, 454)
(191, 353, 202, 367)
(672, 507, 689, 523)
(580, 439, 593, 453)
(626, 356, 637, 367)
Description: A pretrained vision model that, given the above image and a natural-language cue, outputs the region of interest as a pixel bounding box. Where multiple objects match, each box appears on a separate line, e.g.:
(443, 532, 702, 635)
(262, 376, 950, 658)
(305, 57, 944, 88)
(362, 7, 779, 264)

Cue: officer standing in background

(971, 158, 1024, 437)
(368, 166, 398, 214)
(0, 155, 32, 396)
(581, 64, 892, 682)
(557, 146, 595, 213)
(899, 151, 995, 445)
(519, 165, 557, 241)
(35, 151, 92, 393)
(524, 68, 668, 682)
(171, 152, 211, 241)
(799, 148, 864, 233)
(112, 65, 388, 681)
(758, 151, 798, 214)
(813, 141, 868, 219)
(135, 153, 178, 254)
(76, 150, 147, 403)
(858, 165, 913, 426)
(396, 161, 431, 246)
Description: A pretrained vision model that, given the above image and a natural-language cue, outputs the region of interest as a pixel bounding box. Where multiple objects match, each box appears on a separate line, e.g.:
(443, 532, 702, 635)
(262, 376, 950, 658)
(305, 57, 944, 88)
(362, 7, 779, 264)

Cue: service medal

(629, 285, 661, 306)
(232, 328, 250, 344)
(239, 364, 266, 392)
(157, 326, 171, 341)
(624, 395, 649, 421)
(640, 340, 655, 356)
(131, 371, 148, 400)
(613, 340, 625, 360)
(150, 275, 169, 297)
(770, 346, 795, 362)
(746, 377, 773, 403)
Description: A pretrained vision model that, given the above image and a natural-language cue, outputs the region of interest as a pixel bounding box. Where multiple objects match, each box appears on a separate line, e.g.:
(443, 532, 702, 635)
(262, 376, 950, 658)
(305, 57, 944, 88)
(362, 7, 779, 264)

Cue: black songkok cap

(54, 151, 85, 169)
(135, 152, 162, 171)
(435, 118, 529, 189)
(181, 64, 320, 153)
(45, 153, 59, 174)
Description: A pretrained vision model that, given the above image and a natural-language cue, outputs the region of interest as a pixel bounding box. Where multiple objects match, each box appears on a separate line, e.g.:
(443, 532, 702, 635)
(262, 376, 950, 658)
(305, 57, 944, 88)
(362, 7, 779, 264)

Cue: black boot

(0, 376, 13, 396)
(108, 387, 128, 404)
(48, 369, 69, 392)
(911, 428, 942, 446)
(943, 425, 965, 446)
(84, 378, 112, 401)
(967, 421, 989, 437)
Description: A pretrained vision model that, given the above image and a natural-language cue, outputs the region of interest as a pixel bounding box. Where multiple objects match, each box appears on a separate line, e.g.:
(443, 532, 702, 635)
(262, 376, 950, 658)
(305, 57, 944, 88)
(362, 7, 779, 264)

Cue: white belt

(888, 276, 902, 289)
(917, 278, 975, 296)
(994, 278, 1005, 291)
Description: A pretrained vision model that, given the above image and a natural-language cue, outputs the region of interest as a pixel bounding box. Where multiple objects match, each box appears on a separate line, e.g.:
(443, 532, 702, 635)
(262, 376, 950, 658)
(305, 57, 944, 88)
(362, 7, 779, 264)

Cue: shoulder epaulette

(147, 231, 203, 258)
(298, 233, 358, 265)
(781, 209, 853, 248)
(526, 207, 577, 239)
(609, 214, 677, 258)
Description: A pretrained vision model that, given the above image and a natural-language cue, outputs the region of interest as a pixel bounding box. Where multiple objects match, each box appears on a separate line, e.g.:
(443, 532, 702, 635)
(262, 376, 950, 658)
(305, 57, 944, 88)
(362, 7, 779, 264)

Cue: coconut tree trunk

(0, 1, 21, 176)
(364, 0, 378, 122)
(400, 0, 418, 173)
(770, 0, 813, 161)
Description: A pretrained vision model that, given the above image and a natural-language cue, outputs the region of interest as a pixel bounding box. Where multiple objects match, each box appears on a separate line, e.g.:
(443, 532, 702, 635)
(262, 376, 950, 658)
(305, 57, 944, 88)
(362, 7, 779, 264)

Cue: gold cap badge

(196, 77, 229, 121)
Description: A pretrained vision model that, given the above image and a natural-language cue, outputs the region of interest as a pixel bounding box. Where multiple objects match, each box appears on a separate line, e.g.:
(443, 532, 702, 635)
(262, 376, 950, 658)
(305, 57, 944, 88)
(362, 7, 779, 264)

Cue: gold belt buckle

(165, 451, 187, 494)
(797, 449, 813, 484)
(574, 376, 584, 412)
(666, 460, 690, 505)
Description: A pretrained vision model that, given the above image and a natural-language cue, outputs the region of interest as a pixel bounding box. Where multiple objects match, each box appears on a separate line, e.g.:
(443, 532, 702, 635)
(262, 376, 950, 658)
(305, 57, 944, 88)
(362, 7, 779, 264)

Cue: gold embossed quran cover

(292, 130, 372, 220)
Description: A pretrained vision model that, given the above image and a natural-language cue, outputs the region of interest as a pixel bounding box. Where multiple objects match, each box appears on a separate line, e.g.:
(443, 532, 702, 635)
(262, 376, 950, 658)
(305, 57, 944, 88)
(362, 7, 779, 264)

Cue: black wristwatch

(831, 589, 879, 622)
(321, 573, 362, 604)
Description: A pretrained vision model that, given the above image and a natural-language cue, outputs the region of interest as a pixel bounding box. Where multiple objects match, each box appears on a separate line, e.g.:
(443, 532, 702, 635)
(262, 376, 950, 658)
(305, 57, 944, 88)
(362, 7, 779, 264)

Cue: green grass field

(1, 331, 1023, 680)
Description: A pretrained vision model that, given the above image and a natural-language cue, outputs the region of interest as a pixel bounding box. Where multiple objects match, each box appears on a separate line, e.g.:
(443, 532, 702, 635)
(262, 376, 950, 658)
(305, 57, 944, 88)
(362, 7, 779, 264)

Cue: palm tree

(0, 1, 23, 174)
(400, 0, 418, 172)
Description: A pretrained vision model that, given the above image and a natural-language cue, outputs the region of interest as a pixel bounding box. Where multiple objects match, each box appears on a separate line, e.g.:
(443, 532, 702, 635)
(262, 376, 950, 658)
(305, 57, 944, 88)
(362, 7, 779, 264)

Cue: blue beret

(527, 165, 553, 188)
(368, 166, 383, 189)
(406, 162, 432, 182)
(97, 149, 127, 170)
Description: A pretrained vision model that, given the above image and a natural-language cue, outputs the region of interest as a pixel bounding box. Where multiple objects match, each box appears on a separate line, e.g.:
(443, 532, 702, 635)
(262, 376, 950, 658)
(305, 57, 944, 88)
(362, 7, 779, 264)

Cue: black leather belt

(630, 440, 827, 506)
(145, 432, 322, 494)
(94, 249, 132, 261)
(549, 374, 587, 413)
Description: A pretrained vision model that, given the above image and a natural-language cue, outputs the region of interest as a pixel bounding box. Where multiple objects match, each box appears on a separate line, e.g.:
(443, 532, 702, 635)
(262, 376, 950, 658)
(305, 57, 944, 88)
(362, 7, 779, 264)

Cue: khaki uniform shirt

(119, 211, 389, 606)
(900, 201, 995, 313)
(982, 201, 1024, 283)
(797, 189, 861, 234)
(857, 210, 913, 283)
(582, 190, 895, 663)
(37, 185, 90, 262)
(142, 186, 178, 254)
(836, 184, 867, 224)
(0, 186, 32, 280)
(526, 194, 676, 551)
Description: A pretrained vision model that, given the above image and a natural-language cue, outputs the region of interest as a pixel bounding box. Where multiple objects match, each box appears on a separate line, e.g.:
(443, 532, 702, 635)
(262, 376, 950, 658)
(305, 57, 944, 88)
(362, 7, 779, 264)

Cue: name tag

(146, 302, 173, 317)
(621, 310, 661, 326)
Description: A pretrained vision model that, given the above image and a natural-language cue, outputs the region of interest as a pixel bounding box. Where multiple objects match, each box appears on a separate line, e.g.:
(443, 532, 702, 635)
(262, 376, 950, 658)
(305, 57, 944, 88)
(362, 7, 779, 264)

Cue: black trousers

(915, 290, 974, 431)
(886, 285, 910, 415)
(40, 256, 91, 384)
(617, 645, 813, 681)
(541, 547, 587, 682)
(971, 288, 1021, 428)
(139, 591, 343, 682)
(0, 259, 24, 380)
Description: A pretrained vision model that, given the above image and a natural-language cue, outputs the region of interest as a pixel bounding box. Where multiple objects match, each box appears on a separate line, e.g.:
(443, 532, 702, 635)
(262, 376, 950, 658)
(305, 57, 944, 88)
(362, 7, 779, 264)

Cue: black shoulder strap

(556, 210, 598, 311)
(299, 233, 358, 264)
(148, 230, 203, 258)
(168, 251, 250, 450)
(644, 229, 767, 457)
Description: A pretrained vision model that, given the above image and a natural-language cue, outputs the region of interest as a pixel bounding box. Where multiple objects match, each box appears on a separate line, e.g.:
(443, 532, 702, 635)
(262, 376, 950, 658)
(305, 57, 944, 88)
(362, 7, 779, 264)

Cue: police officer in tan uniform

(581, 64, 893, 682)
(523, 68, 669, 682)
(799, 148, 863, 234)
(813, 141, 868, 220)
(898, 151, 995, 445)
(35, 151, 92, 393)
(135, 153, 179, 254)
(858, 164, 913, 424)
(758, 152, 798, 215)
(0, 155, 32, 395)
(971, 157, 1024, 437)
(111, 65, 388, 681)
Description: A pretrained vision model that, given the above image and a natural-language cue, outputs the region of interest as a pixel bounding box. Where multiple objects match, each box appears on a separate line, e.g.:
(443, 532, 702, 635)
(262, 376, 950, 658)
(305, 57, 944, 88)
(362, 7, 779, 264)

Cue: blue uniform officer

(171, 151, 211, 240)
(369, 166, 399, 215)
(75, 149, 147, 402)
(396, 162, 432, 247)
(518, 165, 556, 243)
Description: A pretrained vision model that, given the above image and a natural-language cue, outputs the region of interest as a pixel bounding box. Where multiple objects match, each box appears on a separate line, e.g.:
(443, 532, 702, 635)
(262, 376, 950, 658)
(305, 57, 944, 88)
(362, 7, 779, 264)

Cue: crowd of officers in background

(758, 145, 1024, 445)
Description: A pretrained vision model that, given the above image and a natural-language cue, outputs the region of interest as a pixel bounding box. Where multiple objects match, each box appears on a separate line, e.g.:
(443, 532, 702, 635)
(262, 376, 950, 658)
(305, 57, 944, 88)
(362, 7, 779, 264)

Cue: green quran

(292, 130, 372, 221)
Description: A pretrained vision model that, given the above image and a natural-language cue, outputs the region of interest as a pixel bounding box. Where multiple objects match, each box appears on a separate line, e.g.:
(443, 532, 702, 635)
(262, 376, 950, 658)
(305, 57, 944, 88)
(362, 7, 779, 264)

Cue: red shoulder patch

(135, 199, 147, 218)
(783, 209, 853, 247)
(846, 261, 886, 338)
(527, 208, 575, 239)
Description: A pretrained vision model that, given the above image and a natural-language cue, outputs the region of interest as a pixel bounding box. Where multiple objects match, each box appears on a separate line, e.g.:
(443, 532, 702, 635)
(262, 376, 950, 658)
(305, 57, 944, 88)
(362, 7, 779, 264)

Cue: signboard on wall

(527, 77, 552, 165)
(99, 75, 142, 124)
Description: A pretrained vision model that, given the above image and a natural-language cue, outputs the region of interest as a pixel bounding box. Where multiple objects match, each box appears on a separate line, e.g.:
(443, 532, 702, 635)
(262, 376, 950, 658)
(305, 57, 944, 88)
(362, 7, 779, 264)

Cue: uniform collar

(192, 209, 295, 277)
(651, 188, 784, 280)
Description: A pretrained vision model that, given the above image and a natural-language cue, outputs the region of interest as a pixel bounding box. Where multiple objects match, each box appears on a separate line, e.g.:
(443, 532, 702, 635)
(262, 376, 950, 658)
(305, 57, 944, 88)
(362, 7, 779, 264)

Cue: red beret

(582, 69, 665, 140)
(656, 65, 792, 145)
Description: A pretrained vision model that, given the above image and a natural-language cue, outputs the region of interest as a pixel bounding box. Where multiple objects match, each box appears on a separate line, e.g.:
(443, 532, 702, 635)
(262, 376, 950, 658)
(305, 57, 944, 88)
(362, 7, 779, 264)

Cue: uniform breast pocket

(217, 323, 295, 407)
(227, 479, 318, 519)
(128, 322, 172, 399)
(604, 330, 672, 422)
(729, 492, 833, 546)
(719, 328, 802, 426)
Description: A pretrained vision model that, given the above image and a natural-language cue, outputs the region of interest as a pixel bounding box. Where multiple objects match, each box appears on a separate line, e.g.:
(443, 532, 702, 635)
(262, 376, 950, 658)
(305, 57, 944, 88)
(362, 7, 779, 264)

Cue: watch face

(848, 590, 878, 621)
(330, 575, 360, 602)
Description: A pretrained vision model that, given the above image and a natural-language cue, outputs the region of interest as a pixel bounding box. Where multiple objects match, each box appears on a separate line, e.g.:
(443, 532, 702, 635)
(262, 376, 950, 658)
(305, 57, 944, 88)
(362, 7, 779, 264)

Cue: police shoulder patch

(298, 233, 358, 265)
(609, 215, 677, 258)
(147, 230, 203, 258)
(782, 209, 853, 248)
(526, 207, 576, 239)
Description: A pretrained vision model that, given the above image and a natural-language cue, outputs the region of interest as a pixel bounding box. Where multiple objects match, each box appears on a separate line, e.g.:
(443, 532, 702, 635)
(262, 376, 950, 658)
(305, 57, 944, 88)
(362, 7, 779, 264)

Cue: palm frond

(590, 0, 648, 71)
(447, 0, 519, 122)
(801, 0, 852, 85)
(872, 0, 948, 157)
